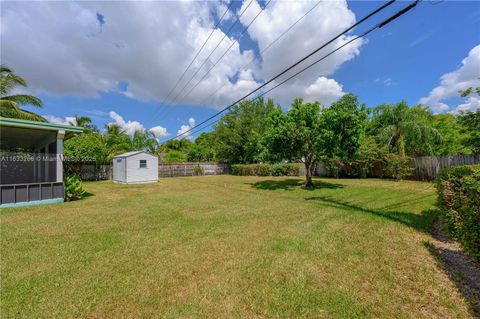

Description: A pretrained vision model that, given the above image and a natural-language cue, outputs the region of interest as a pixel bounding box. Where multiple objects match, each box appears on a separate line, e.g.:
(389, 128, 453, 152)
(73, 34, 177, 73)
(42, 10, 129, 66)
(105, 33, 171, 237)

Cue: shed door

(115, 158, 125, 181)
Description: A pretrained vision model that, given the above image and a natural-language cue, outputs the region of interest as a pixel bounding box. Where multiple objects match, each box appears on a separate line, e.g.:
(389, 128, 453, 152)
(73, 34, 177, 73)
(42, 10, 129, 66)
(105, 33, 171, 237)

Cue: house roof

(0, 117, 84, 133)
(113, 151, 156, 158)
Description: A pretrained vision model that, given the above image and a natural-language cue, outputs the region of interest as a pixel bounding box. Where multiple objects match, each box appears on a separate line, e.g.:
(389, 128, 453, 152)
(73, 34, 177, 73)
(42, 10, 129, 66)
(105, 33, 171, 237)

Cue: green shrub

(64, 173, 86, 201)
(278, 163, 300, 176)
(231, 164, 249, 176)
(272, 165, 285, 176)
(230, 163, 300, 176)
(193, 165, 204, 176)
(252, 164, 272, 176)
(435, 165, 480, 261)
(382, 154, 414, 180)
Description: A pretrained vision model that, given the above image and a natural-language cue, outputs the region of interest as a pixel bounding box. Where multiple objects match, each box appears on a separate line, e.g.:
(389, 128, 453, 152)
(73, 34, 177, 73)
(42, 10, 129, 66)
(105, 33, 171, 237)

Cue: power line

(172, 0, 421, 140)
(167, 0, 255, 106)
(161, 0, 400, 142)
(175, 0, 272, 106)
(199, 0, 323, 107)
(160, 1, 234, 107)
(152, 1, 234, 121)
(170, 29, 373, 138)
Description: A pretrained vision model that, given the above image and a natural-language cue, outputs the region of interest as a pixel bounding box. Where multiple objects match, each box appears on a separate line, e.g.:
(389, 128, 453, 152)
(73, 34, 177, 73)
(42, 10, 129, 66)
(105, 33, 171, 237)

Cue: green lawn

(0, 176, 474, 318)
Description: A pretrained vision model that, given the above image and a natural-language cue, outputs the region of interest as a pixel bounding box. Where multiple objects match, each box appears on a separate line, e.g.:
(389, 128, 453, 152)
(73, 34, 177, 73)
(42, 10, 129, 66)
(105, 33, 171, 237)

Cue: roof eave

(0, 117, 84, 133)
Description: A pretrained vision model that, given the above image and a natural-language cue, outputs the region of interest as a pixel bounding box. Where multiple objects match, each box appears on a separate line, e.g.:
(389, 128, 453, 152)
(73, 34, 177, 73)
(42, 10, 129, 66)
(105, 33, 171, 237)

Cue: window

(116, 159, 122, 163)
(139, 160, 147, 168)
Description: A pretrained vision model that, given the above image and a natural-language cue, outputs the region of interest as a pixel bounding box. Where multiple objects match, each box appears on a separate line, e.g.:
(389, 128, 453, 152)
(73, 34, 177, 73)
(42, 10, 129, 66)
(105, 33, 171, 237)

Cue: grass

(0, 176, 475, 318)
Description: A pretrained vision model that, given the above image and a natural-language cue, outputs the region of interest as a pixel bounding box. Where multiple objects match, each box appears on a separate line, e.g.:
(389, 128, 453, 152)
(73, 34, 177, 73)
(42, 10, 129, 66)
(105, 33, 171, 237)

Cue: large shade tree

(264, 98, 323, 188)
(319, 94, 368, 161)
(0, 64, 45, 122)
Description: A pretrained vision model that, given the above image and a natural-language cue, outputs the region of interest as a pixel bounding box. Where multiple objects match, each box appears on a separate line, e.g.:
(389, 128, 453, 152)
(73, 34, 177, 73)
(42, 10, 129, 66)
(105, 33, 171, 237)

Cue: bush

(382, 154, 413, 180)
(64, 173, 86, 201)
(280, 163, 300, 176)
(193, 165, 204, 176)
(253, 164, 272, 176)
(436, 165, 480, 261)
(230, 163, 300, 176)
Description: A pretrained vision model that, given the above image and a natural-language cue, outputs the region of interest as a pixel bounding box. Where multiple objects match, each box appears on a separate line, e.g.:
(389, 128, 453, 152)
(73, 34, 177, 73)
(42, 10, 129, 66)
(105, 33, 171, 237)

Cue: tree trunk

(304, 159, 314, 188)
(398, 134, 406, 157)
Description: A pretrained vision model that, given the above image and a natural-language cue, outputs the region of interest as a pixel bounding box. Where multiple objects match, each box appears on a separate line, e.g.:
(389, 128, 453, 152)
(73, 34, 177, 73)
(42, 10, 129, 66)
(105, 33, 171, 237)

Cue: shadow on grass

(249, 179, 344, 191)
(83, 191, 94, 198)
(304, 195, 439, 234)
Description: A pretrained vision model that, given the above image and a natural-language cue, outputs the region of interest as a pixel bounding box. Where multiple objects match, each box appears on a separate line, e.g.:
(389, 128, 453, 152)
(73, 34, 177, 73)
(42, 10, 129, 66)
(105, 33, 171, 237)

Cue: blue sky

(2, 0, 479, 140)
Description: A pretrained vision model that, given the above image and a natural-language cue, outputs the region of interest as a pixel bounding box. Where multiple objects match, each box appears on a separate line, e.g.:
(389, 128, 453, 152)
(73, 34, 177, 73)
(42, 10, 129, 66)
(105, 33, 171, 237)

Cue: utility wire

(175, 0, 421, 138)
(161, 0, 399, 142)
(167, 0, 254, 106)
(174, 0, 272, 106)
(152, 1, 234, 121)
(165, 0, 421, 142)
(160, 1, 234, 107)
(199, 0, 323, 107)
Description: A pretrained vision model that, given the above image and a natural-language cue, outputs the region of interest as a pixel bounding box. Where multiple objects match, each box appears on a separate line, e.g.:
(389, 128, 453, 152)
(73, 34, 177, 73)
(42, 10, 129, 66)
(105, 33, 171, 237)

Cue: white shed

(112, 151, 158, 184)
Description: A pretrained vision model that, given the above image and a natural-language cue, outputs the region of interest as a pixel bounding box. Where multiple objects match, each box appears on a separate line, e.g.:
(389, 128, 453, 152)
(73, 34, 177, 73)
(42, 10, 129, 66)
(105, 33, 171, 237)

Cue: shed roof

(113, 151, 156, 158)
(0, 117, 84, 133)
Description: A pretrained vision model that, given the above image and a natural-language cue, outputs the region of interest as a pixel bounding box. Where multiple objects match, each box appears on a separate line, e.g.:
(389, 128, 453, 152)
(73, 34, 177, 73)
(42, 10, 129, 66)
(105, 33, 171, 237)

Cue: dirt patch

(428, 218, 480, 317)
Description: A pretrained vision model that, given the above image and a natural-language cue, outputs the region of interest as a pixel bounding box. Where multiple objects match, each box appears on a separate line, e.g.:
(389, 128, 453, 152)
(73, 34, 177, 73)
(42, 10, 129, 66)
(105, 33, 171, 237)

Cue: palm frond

(0, 73, 28, 96)
(0, 106, 46, 122)
(1, 94, 43, 107)
(0, 99, 20, 112)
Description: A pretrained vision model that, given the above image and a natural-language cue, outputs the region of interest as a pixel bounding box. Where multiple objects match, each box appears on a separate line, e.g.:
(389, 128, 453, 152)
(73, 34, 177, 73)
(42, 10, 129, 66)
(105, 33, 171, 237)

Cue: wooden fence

(313, 154, 480, 181)
(411, 154, 480, 180)
(65, 154, 479, 181)
(64, 163, 112, 181)
(158, 162, 229, 178)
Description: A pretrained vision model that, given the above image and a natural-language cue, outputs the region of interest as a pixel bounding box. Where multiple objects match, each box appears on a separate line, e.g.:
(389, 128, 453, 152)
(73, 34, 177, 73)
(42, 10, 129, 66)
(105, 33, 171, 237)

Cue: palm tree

(369, 101, 441, 156)
(0, 64, 45, 122)
(71, 115, 98, 133)
(130, 130, 159, 154)
(104, 124, 131, 160)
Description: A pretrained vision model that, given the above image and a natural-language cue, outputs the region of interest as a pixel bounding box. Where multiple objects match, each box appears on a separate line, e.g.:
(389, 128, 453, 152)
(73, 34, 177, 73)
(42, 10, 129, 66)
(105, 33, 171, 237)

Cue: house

(0, 117, 83, 208)
(113, 151, 158, 184)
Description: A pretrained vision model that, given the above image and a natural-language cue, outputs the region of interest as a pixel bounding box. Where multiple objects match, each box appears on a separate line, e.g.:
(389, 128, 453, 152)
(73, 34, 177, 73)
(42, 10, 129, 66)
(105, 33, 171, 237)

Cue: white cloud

(456, 96, 480, 113)
(108, 111, 144, 135)
(419, 44, 480, 113)
(150, 126, 169, 138)
(108, 111, 168, 137)
(1, 0, 363, 109)
(304, 77, 345, 107)
(177, 117, 196, 140)
(43, 115, 77, 126)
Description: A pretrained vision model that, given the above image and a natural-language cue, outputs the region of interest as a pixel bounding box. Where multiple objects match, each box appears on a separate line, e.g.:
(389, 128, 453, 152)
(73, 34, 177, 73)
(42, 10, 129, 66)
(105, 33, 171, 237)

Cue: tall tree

(104, 124, 131, 159)
(319, 94, 368, 161)
(187, 132, 216, 162)
(369, 102, 440, 156)
(264, 98, 323, 188)
(431, 113, 471, 155)
(71, 115, 98, 133)
(211, 98, 275, 163)
(458, 110, 480, 153)
(129, 130, 159, 154)
(0, 64, 45, 122)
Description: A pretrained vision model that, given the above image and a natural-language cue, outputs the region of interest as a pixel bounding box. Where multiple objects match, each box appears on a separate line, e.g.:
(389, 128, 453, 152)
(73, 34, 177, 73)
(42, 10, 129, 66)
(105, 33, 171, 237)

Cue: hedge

(231, 163, 300, 177)
(435, 165, 480, 261)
